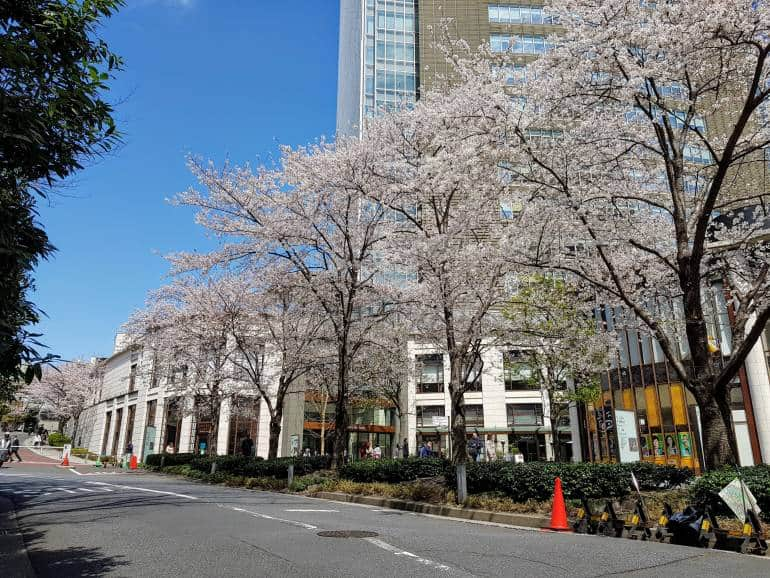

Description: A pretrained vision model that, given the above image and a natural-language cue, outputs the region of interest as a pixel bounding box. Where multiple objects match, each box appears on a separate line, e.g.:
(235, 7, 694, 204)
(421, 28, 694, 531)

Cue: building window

(491, 34, 554, 55)
(416, 354, 444, 393)
(503, 351, 537, 390)
(507, 403, 544, 427)
(462, 358, 483, 392)
(128, 363, 138, 393)
(416, 405, 446, 427)
(488, 4, 559, 25)
(464, 404, 484, 428)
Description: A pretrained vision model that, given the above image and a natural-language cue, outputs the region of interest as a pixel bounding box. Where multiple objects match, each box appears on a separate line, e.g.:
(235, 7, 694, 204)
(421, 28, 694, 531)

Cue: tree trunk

(208, 409, 219, 456)
(268, 411, 282, 460)
(333, 347, 350, 469)
(693, 387, 738, 469)
(450, 391, 467, 464)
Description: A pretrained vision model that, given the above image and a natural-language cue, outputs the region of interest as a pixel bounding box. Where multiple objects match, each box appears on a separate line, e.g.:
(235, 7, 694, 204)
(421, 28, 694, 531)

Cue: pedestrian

(401, 438, 409, 459)
(10, 436, 22, 462)
(303, 447, 311, 458)
(485, 434, 496, 462)
(426, 441, 433, 457)
(419, 442, 430, 458)
(1, 433, 12, 463)
(468, 432, 483, 462)
(165, 442, 175, 454)
(126, 441, 134, 456)
(240, 435, 254, 457)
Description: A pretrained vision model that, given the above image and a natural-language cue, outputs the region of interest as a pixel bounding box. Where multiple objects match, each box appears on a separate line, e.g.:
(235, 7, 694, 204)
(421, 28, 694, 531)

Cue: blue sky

(33, 0, 340, 361)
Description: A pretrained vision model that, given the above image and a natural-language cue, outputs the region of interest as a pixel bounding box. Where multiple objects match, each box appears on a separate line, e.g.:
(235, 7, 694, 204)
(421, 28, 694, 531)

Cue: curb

(0, 497, 35, 578)
(312, 491, 549, 529)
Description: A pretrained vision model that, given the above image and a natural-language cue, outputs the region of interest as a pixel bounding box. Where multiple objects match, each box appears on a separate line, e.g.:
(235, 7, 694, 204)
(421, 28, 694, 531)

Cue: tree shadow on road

(20, 530, 129, 577)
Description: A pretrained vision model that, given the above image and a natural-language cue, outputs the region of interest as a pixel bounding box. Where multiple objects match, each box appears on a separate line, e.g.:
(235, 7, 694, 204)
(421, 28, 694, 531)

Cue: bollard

(160, 455, 165, 468)
(210, 461, 218, 475)
(456, 463, 467, 504)
(288, 464, 294, 487)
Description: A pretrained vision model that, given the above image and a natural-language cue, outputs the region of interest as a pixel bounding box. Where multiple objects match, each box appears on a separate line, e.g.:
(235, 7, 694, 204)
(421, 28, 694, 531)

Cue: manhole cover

(317, 530, 378, 539)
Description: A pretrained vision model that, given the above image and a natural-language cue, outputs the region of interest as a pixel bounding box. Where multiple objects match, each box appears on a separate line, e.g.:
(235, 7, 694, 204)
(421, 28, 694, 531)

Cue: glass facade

(364, 0, 418, 118)
(490, 33, 554, 54)
(488, 4, 559, 25)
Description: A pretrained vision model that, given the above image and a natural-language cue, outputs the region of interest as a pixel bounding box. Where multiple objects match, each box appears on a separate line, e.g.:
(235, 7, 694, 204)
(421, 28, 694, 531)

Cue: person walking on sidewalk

(10, 436, 22, 462)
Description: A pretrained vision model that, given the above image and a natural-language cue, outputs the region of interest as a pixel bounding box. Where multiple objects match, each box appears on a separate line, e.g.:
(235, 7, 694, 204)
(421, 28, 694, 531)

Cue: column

(178, 415, 194, 453)
(745, 336, 770, 463)
(217, 398, 231, 455)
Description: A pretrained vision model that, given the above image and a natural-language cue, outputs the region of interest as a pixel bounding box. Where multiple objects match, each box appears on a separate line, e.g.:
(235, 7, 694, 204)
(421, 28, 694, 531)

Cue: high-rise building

(334, 1, 770, 468)
(337, 1, 558, 136)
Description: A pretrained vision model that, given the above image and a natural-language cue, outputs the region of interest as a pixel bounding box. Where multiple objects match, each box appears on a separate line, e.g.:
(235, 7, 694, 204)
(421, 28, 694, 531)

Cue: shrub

(186, 454, 331, 479)
(444, 461, 693, 502)
(339, 458, 446, 483)
(47, 432, 71, 447)
(145, 453, 197, 468)
(689, 465, 770, 522)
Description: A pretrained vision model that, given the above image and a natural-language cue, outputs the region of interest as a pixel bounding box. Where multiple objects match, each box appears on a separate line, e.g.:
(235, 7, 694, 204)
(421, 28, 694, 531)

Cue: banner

(614, 409, 640, 463)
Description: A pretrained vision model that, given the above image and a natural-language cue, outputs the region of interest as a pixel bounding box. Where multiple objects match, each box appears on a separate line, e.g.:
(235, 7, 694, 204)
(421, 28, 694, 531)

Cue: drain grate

(317, 530, 378, 539)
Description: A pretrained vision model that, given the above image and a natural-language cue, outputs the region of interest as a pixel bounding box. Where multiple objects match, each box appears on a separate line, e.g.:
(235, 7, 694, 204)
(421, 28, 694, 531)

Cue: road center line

(86, 481, 198, 500)
(363, 537, 454, 573)
(55, 488, 77, 494)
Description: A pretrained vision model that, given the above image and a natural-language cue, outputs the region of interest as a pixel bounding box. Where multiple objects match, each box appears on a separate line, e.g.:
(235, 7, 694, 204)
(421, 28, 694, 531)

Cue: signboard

(614, 410, 640, 463)
(513, 453, 525, 464)
(290, 434, 299, 456)
(431, 415, 449, 428)
(719, 478, 761, 521)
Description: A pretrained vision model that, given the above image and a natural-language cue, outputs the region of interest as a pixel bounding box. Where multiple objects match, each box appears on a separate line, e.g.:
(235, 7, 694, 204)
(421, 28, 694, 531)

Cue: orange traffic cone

(129, 455, 138, 470)
(61, 454, 70, 467)
(545, 477, 572, 532)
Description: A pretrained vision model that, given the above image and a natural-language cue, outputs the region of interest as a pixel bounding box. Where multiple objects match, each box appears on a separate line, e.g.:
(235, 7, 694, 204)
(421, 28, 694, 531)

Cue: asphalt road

(1, 463, 769, 577)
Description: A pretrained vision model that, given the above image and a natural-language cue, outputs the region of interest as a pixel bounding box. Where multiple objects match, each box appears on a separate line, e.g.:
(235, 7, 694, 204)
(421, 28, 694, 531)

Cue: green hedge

(339, 458, 447, 483)
(47, 432, 71, 447)
(187, 454, 331, 479)
(445, 461, 694, 501)
(689, 465, 770, 522)
(144, 453, 197, 467)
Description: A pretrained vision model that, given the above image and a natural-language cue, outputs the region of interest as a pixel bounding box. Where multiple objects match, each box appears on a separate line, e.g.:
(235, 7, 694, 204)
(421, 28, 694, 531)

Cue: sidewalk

(0, 497, 35, 577)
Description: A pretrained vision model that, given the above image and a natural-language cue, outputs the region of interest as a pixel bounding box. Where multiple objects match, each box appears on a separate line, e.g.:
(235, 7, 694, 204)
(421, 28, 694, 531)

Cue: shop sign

(431, 416, 449, 427)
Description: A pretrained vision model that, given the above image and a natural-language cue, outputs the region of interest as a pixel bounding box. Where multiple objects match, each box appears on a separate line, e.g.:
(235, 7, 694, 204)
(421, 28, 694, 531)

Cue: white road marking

(284, 509, 338, 513)
(86, 481, 198, 500)
(68, 468, 117, 476)
(226, 505, 317, 530)
(43, 493, 51, 496)
(55, 488, 77, 494)
(78, 488, 96, 492)
(363, 537, 453, 572)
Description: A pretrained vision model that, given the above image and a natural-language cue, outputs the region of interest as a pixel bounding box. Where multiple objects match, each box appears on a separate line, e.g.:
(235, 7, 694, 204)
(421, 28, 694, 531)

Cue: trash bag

(667, 506, 704, 547)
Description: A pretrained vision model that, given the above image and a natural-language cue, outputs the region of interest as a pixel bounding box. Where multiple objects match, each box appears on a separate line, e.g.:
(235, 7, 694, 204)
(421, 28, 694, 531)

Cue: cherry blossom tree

(127, 275, 249, 456)
(172, 142, 398, 467)
(459, 0, 770, 468)
(358, 86, 514, 464)
(227, 268, 327, 459)
(24, 358, 100, 436)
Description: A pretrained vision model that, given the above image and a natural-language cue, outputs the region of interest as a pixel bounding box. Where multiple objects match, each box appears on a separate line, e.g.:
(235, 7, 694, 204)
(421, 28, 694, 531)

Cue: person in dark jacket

(10, 436, 22, 462)
(401, 438, 409, 458)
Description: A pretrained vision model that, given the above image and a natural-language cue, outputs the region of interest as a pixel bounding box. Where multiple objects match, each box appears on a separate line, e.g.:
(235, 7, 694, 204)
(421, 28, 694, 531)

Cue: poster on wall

(652, 434, 665, 457)
(664, 434, 679, 456)
(678, 432, 692, 457)
(640, 436, 651, 458)
(614, 409, 640, 463)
